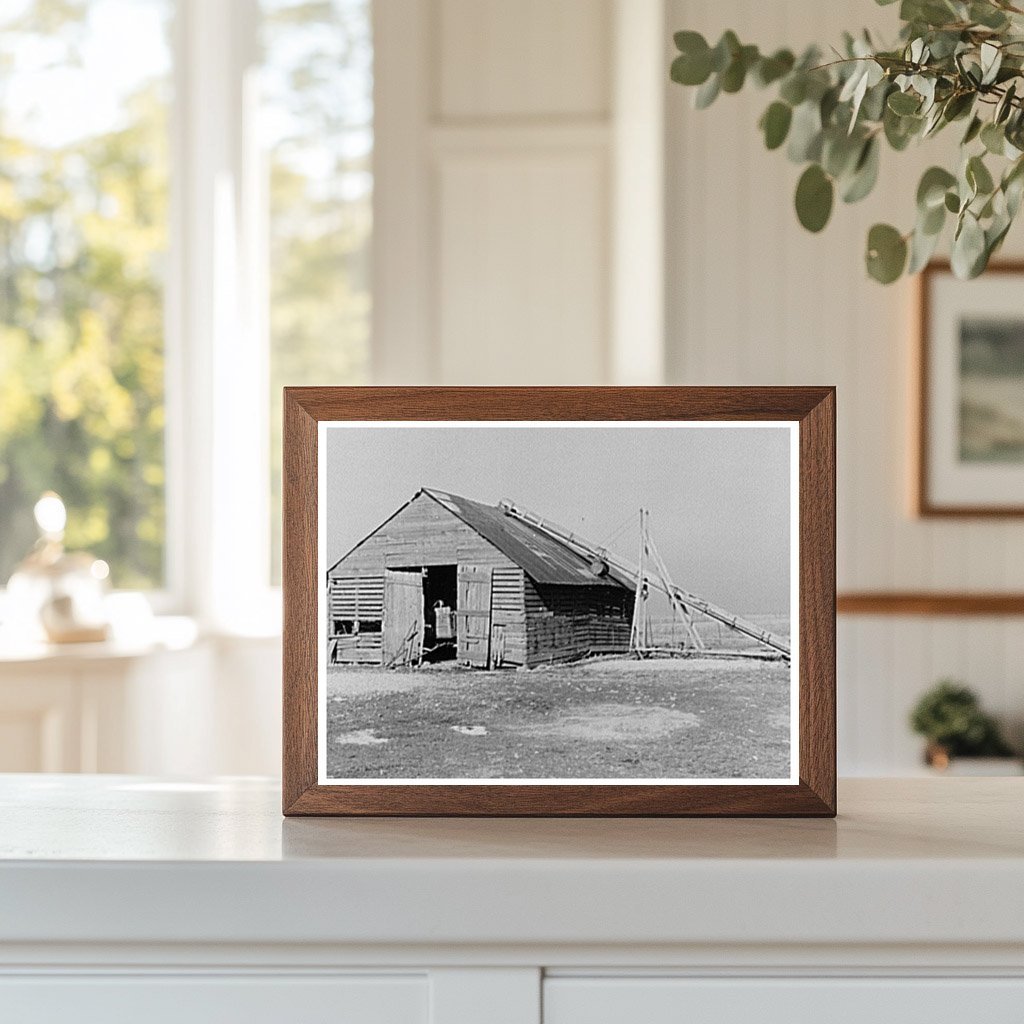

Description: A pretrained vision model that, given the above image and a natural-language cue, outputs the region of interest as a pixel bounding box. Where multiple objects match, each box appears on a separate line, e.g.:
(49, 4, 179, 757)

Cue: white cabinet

(2, 777, 1023, 1024)
(544, 978, 1024, 1024)
(0, 975, 428, 1024)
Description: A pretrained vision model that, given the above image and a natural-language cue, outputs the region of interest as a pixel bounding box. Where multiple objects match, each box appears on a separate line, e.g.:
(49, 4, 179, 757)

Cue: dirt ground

(325, 656, 791, 780)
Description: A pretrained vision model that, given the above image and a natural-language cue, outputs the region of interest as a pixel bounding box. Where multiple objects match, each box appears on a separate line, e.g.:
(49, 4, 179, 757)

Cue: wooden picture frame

(283, 387, 836, 817)
(917, 260, 1024, 517)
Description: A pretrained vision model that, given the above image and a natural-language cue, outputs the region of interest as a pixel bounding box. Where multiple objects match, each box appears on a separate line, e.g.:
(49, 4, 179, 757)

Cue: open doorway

(391, 564, 457, 663)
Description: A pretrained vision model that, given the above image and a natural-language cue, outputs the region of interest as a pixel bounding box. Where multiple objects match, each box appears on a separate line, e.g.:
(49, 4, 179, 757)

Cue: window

(0, 0, 172, 589)
(0, 0, 373, 615)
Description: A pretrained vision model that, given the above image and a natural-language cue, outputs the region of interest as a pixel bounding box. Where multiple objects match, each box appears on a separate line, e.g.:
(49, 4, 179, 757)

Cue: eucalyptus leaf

(795, 164, 834, 232)
(951, 211, 987, 278)
(908, 221, 942, 273)
(996, 83, 1017, 125)
(888, 90, 921, 115)
(861, 79, 892, 122)
(760, 102, 793, 150)
(922, 106, 944, 137)
(942, 91, 974, 122)
(884, 106, 921, 150)
(921, 200, 946, 235)
(694, 73, 721, 109)
(970, 2, 1009, 29)
(1004, 158, 1024, 216)
(671, 50, 712, 87)
(1006, 173, 1024, 218)
(721, 44, 759, 93)
(866, 223, 908, 283)
(674, 29, 707, 53)
(962, 115, 983, 145)
(822, 128, 863, 178)
(980, 42, 1002, 86)
(967, 154, 995, 195)
(842, 137, 881, 203)
(820, 85, 841, 126)
(779, 73, 807, 106)
(787, 101, 823, 162)
(913, 75, 937, 111)
(917, 166, 957, 210)
(981, 121, 1006, 155)
(903, 0, 958, 28)
(840, 59, 884, 130)
(754, 49, 795, 87)
(981, 46, 1005, 86)
(927, 30, 962, 60)
(710, 31, 740, 73)
(958, 159, 978, 208)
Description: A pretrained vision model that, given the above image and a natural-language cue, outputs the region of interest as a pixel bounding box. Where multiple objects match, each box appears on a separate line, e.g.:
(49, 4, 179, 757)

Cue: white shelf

(3, 775, 1023, 1020)
(1, 776, 1023, 951)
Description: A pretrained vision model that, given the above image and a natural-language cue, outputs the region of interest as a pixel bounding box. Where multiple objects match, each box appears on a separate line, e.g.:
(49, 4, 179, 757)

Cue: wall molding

(838, 593, 1024, 616)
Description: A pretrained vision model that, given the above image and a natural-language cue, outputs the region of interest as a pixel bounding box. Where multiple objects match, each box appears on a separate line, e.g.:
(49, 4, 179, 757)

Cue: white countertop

(2, 775, 1023, 951)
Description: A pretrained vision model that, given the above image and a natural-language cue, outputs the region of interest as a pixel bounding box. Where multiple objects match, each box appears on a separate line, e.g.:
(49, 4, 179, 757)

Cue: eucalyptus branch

(670, 0, 1024, 282)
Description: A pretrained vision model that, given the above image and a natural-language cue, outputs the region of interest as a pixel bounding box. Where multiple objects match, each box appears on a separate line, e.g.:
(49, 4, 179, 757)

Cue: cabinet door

(0, 974, 427, 1024)
(544, 977, 1024, 1024)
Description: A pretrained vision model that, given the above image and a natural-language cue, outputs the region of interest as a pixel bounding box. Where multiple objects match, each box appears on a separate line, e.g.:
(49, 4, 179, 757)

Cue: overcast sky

(323, 425, 793, 614)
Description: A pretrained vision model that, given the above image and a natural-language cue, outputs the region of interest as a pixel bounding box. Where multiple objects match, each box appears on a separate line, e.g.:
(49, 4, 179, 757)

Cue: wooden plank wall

(328, 577, 384, 622)
(491, 566, 527, 667)
(328, 576, 385, 664)
(524, 580, 633, 666)
(333, 493, 520, 573)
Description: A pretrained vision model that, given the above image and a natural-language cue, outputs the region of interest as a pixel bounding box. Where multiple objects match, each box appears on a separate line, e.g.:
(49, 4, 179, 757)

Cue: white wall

(665, 0, 1024, 772)
(207, 0, 1024, 779)
(373, 0, 666, 386)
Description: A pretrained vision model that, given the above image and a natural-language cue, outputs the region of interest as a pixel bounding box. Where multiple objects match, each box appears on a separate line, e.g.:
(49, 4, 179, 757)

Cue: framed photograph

(283, 387, 835, 816)
(918, 261, 1024, 516)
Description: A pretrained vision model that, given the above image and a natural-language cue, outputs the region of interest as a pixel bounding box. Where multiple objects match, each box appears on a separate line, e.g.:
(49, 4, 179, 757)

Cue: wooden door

(457, 566, 492, 667)
(383, 570, 424, 667)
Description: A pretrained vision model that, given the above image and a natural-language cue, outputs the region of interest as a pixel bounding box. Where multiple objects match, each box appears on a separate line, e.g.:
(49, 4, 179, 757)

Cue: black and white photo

(317, 422, 798, 785)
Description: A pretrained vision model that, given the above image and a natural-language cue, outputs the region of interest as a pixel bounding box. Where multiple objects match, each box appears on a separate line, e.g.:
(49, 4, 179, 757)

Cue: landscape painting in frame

(317, 422, 799, 786)
(920, 262, 1024, 515)
(959, 318, 1024, 464)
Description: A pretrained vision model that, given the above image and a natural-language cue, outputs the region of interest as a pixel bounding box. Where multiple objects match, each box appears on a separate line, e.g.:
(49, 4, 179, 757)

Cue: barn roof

(420, 488, 634, 589)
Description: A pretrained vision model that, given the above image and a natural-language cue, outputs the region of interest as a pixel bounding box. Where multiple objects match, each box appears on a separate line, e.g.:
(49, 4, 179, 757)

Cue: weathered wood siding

(328, 575, 385, 664)
(329, 576, 384, 621)
(331, 633, 383, 664)
(491, 565, 527, 666)
(332, 492, 520, 572)
(524, 579, 633, 666)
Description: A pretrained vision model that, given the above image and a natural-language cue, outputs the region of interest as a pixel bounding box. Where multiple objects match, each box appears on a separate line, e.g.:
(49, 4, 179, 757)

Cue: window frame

(165, 0, 280, 632)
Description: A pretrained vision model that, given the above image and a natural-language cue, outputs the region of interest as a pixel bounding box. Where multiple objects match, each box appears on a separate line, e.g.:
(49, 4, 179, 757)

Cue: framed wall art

(282, 387, 835, 816)
(917, 261, 1024, 517)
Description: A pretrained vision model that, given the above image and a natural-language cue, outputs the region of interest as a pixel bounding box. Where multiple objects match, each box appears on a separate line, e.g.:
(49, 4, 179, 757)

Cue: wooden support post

(629, 508, 649, 657)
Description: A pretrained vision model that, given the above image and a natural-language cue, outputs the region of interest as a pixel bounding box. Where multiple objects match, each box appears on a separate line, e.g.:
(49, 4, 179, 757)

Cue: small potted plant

(909, 680, 1019, 773)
